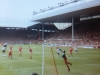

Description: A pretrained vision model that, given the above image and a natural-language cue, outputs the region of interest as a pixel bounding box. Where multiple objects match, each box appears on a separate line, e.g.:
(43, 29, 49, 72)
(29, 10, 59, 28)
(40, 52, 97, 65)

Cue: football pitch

(0, 44, 100, 75)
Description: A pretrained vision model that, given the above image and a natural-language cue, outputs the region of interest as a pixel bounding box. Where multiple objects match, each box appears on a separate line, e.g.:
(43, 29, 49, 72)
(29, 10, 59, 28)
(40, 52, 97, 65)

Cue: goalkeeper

(60, 50, 72, 72)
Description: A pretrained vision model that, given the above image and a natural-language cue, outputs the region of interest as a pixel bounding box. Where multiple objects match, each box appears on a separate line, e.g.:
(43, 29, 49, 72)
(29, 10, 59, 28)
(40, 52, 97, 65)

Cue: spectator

(30, 72, 38, 75)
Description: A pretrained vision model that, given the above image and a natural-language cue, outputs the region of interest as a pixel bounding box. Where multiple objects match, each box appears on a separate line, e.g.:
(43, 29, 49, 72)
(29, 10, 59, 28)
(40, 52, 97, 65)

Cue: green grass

(0, 44, 100, 75)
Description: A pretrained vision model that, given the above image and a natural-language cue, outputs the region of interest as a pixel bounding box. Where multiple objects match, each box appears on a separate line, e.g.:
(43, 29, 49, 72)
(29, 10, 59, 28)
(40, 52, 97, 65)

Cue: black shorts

(2, 50, 5, 52)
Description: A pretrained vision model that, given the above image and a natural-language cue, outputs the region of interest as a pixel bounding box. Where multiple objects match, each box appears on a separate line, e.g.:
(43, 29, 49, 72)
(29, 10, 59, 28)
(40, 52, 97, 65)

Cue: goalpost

(42, 43, 44, 75)
(41, 23, 58, 75)
(42, 42, 59, 75)
(42, 23, 44, 75)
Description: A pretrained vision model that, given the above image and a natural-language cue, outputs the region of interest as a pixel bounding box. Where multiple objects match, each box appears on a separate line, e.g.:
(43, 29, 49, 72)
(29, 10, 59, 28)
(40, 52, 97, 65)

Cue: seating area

(45, 22, 100, 47)
(0, 21, 100, 48)
(0, 29, 38, 44)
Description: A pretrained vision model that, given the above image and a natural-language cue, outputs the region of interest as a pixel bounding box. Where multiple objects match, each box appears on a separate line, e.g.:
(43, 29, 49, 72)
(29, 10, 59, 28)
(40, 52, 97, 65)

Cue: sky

(0, 0, 92, 28)
(0, 0, 68, 28)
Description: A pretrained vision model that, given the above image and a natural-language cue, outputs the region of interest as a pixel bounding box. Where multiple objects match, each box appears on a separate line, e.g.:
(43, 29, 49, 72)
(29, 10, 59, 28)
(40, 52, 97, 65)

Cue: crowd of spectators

(0, 29, 39, 44)
(0, 21, 100, 48)
(45, 22, 100, 47)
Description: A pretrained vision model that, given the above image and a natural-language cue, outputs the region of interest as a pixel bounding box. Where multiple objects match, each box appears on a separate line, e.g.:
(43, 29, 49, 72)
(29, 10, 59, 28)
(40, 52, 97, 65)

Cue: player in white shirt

(74, 45, 78, 53)
(1, 43, 7, 56)
(56, 47, 62, 57)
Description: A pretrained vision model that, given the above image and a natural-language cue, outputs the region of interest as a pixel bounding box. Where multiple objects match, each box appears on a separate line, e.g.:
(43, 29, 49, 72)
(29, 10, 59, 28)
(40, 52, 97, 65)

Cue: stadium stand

(0, 18, 100, 49)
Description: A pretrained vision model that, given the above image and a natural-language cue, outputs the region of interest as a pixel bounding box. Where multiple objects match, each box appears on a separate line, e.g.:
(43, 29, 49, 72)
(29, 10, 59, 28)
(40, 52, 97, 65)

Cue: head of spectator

(30, 72, 38, 75)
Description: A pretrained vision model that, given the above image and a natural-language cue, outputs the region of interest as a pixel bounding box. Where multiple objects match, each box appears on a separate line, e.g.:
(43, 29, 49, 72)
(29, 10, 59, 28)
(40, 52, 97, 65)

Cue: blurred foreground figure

(30, 72, 38, 75)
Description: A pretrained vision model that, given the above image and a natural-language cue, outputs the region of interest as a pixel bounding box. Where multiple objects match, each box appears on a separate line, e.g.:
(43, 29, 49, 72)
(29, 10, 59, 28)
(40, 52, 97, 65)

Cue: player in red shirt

(10, 45, 12, 51)
(69, 46, 73, 57)
(18, 46, 22, 56)
(29, 47, 32, 59)
(61, 50, 72, 72)
(8, 46, 12, 59)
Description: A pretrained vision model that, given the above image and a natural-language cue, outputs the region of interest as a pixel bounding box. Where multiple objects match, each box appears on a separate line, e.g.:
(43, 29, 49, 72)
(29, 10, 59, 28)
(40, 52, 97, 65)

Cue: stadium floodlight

(40, 9, 43, 11)
(65, 1, 67, 3)
(40, 9, 45, 12)
(58, 2, 65, 6)
(33, 11, 35, 13)
(43, 9, 46, 12)
(61, 3, 65, 6)
(58, 2, 61, 5)
(48, 6, 54, 10)
(72, 0, 80, 2)
(58, 2, 62, 6)
(48, 6, 50, 8)
(64, 1, 71, 6)
(33, 11, 37, 15)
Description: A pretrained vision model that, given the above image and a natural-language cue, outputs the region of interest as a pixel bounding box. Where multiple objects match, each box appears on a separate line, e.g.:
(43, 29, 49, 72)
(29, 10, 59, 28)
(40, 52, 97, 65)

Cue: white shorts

(2, 47, 6, 51)
(56, 49, 61, 53)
